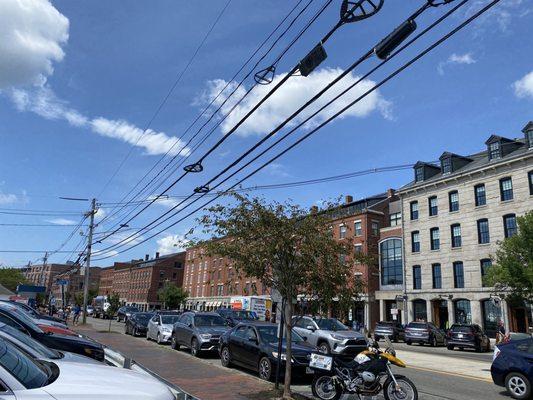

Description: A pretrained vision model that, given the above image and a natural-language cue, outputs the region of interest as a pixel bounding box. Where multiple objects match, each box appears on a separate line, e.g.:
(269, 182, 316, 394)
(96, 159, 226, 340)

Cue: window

(415, 167, 424, 182)
(499, 177, 513, 201)
(432, 264, 442, 289)
(442, 157, 452, 174)
(428, 196, 438, 216)
(480, 259, 492, 287)
(354, 244, 363, 254)
(503, 214, 517, 238)
(430, 227, 440, 250)
(411, 231, 420, 253)
(389, 212, 402, 226)
(339, 225, 347, 239)
(529, 171, 533, 195)
(216, 284, 224, 296)
(372, 221, 379, 236)
(489, 142, 501, 160)
(454, 299, 472, 324)
(410, 201, 419, 220)
(474, 184, 486, 206)
(354, 221, 362, 236)
(477, 219, 490, 244)
(453, 261, 464, 288)
(451, 224, 462, 248)
(339, 254, 347, 264)
(379, 238, 403, 286)
(528, 130, 533, 149)
(413, 266, 422, 290)
(449, 191, 459, 212)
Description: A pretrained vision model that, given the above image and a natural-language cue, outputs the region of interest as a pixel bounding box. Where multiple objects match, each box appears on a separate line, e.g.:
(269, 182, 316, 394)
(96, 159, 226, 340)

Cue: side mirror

(188, 323, 193, 328)
(302, 336, 308, 342)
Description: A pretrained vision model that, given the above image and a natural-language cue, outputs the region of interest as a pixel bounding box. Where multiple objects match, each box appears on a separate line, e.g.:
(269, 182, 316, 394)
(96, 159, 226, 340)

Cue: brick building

(50, 266, 101, 306)
(23, 263, 72, 295)
(97, 266, 115, 296)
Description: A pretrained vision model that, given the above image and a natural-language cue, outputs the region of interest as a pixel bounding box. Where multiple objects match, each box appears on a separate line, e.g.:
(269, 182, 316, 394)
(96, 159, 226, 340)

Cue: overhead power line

(93, 0, 497, 260)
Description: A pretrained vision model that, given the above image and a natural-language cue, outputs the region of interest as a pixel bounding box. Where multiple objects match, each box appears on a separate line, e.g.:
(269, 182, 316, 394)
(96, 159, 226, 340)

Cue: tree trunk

(108, 316, 112, 332)
(283, 300, 293, 399)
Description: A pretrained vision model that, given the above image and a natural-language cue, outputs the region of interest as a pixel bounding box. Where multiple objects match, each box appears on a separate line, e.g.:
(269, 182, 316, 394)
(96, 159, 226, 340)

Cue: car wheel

(191, 338, 200, 357)
(447, 344, 454, 350)
(258, 357, 272, 381)
(406, 340, 412, 346)
(157, 333, 162, 344)
(505, 372, 531, 399)
(133, 327, 138, 337)
(220, 346, 232, 368)
(475, 342, 482, 353)
(171, 334, 180, 350)
(393, 335, 399, 343)
(318, 342, 331, 354)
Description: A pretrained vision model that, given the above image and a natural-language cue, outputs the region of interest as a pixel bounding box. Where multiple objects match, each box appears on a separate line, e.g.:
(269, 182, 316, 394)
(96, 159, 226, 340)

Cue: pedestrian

(72, 304, 81, 325)
(496, 320, 506, 344)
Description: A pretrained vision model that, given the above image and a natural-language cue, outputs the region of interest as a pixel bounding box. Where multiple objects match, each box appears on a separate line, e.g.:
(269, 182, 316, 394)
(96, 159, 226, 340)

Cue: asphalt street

(86, 317, 508, 400)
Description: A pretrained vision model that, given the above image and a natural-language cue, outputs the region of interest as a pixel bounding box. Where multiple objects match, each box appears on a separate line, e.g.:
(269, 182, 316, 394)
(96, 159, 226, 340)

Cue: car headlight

(161, 327, 171, 333)
(331, 334, 345, 340)
(271, 352, 287, 361)
(199, 334, 212, 340)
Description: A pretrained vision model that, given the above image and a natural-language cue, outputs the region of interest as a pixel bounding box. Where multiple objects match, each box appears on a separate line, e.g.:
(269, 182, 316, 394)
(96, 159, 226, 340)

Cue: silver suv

(292, 316, 367, 355)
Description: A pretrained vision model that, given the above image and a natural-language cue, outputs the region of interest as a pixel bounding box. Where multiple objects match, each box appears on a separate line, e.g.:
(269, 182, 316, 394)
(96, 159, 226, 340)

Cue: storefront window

(482, 299, 501, 338)
(454, 299, 472, 324)
(413, 299, 427, 322)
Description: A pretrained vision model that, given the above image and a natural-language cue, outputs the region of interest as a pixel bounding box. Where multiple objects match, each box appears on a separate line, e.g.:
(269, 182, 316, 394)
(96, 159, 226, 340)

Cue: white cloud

(98, 230, 143, 247)
(466, 0, 525, 36)
(45, 218, 77, 225)
(513, 71, 533, 99)
(157, 234, 190, 255)
(264, 163, 290, 178)
(147, 195, 183, 209)
(0, 0, 69, 89)
(437, 53, 476, 75)
(196, 68, 392, 137)
(0, 191, 29, 205)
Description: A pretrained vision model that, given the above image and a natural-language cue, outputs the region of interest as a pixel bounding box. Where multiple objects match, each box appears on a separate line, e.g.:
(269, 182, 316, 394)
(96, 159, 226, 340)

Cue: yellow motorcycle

(309, 337, 418, 400)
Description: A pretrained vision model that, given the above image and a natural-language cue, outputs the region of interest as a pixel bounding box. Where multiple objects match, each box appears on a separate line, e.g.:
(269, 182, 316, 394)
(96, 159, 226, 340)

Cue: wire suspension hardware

(340, 0, 384, 24)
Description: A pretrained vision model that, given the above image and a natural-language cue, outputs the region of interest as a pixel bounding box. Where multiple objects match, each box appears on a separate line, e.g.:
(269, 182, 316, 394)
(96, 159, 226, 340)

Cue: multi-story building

(50, 266, 101, 306)
(400, 122, 533, 335)
(101, 252, 185, 310)
(23, 263, 72, 294)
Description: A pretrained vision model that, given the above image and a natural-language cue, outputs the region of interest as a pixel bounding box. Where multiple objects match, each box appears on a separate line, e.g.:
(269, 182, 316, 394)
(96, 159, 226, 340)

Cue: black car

(0, 300, 66, 324)
(216, 308, 259, 327)
(0, 303, 104, 362)
(117, 305, 140, 322)
(219, 322, 316, 381)
(125, 312, 154, 336)
(446, 323, 491, 352)
(405, 321, 446, 346)
(374, 321, 405, 342)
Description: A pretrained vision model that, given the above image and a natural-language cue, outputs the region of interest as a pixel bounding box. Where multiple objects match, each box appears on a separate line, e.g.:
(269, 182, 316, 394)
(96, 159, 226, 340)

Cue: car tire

(475, 342, 482, 353)
(393, 335, 399, 343)
(258, 356, 273, 381)
(447, 344, 454, 350)
(406, 340, 412, 346)
(191, 338, 200, 357)
(318, 342, 331, 354)
(505, 372, 531, 400)
(171, 334, 180, 351)
(220, 346, 232, 368)
(431, 336, 438, 347)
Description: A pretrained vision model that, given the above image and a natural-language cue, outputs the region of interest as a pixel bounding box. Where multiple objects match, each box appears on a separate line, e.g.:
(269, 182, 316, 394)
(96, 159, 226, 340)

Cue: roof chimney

(145, 254, 149, 261)
(387, 188, 395, 198)
(155, 252, 160, 259)
(345, 195, 353, 204)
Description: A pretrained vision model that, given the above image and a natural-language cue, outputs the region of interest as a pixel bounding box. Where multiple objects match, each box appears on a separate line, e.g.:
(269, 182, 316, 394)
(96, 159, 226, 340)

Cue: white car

(0, 338, 176, 399)
(147, 313, 181, 344)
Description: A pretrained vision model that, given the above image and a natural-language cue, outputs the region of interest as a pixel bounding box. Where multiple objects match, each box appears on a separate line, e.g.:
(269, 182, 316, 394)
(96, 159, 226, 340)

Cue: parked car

(125, 312, 154, 336)
(0, 300, 66, 324)
(0, 303, 105, 362)
(0, 322, 100, 364)
(374, 321, 405, 342)
(292, 316, 367, 355)
(491, 337, 533, 399)
(446, 323, 491, 352)
(147, 312, 181, 344)
(0, 337, 177, 399)
(219, 322, 316, 381)
(216, 308, 259, 327)
(86, 305, 95, 316)
(405, 321, 446, 346)
(171, 312, 230, 356)
(117, 305, 140, 322)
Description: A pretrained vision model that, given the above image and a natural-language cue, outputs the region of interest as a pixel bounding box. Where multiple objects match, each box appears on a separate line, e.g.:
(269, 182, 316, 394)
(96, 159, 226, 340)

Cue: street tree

(486, 211, 533, 302)
(106, 293, 120, 332)
(195, 194, 364, 399)
(158, 282, 188, 310)
(0, 267, 27, 292)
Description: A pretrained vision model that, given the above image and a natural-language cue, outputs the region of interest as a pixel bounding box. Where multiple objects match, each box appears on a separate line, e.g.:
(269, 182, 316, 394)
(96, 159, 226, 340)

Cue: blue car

(491, 338, 533, 399)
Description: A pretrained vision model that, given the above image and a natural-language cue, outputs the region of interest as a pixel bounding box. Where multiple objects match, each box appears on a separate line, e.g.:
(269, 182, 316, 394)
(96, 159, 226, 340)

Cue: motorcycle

(309, 337, 418, 400)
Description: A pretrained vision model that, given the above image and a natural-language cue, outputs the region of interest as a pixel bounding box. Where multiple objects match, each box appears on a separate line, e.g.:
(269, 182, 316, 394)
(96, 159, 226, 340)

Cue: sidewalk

(75, 323, 275, 400)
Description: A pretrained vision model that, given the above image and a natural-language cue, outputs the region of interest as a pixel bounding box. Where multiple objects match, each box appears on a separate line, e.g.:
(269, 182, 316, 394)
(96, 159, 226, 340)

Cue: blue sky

(0, 0, 531, 267)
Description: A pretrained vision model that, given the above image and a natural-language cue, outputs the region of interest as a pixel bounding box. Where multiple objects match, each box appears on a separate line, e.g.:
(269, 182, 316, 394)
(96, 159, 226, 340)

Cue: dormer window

(441, 157, 452, 174)
(528, 130, 533, 149)
(488, 141, 501, 160)
(415, 167, 424, 182)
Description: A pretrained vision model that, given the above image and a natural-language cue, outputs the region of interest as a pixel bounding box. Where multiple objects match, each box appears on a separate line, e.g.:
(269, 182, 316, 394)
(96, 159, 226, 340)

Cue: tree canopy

(0, 268, 27, 292)
(158, 282, 188, 310)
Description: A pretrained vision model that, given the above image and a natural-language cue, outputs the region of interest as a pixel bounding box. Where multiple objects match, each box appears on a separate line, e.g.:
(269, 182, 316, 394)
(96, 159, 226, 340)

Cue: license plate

(458, 334, 463, 338)
(309, 353, 333, 371)
(306, 367, 314, 374)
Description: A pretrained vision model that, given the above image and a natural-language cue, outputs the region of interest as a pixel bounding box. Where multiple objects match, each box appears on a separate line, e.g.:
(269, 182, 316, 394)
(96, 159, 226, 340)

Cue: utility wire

(97, 0, 233, 198)
(93, 0, 493, 259)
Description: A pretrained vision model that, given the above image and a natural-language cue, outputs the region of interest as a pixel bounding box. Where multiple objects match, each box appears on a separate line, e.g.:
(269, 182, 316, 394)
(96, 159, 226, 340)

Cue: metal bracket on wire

(340, 0, 385, 24)
(254, 65, 276, 85)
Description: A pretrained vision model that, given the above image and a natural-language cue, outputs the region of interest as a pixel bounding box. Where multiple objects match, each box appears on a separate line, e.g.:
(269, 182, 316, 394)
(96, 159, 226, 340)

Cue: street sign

(56, 279, 69, 285)
(391, 308, 398, 315)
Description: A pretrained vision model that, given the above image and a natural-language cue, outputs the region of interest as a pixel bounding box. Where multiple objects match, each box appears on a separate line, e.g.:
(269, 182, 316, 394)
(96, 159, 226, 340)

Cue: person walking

(496, 320, 506, 344)
(72, 304, 81, 326)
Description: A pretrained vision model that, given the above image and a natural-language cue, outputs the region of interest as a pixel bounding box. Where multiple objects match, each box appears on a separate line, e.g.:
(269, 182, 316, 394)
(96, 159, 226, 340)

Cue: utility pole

(40, 252, 48, 287)
(82, 198, 96, 325)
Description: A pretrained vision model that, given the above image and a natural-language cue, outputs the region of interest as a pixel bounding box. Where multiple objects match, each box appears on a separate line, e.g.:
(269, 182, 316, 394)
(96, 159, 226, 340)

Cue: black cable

(0, 223, 87, 227)
(0, 211, 82, 216)
(97, 0, 233, 198)
(94, 0, 459, 253)
(94, 0, 492, 259)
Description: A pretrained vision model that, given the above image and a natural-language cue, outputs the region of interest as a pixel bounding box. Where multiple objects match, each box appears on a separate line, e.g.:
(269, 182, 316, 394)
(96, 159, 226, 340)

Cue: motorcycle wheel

(311, 375, 343, 400)
(383, 375, 418, 400)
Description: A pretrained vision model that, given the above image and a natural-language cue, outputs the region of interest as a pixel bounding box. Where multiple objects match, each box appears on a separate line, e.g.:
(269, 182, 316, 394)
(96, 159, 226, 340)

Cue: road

(85, 317, 508, 400)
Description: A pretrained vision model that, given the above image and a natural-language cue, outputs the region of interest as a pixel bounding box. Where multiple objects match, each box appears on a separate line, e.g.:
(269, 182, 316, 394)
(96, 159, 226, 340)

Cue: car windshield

(125, 307, 139, 312)
(161, 315, 180, 324)
(194, 315, 226, 326)
(135, 313, 152, 322)
(0, 306, 44, 334)
(0, 338, 50, 389)
(315, 318, 348, 331)
(256, 325, 304, 343)
(231, 311, 258, 320)
(451, 325, 473, 333)
(407, 322, 428, 329)
(377, 322, 394, 326)
(0, 324, 61, 360)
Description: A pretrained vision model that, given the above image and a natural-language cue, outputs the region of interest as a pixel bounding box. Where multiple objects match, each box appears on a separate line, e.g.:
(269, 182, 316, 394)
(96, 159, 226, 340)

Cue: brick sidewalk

(76, 324, 276, 400)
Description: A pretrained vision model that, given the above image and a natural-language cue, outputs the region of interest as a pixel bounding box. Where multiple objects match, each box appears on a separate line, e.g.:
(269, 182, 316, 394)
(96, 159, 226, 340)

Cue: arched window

(379, 238, 403, 286)
(454, 299, 472, 324)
